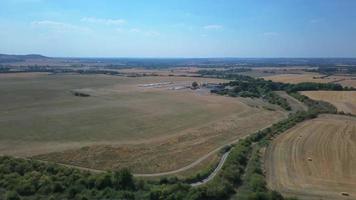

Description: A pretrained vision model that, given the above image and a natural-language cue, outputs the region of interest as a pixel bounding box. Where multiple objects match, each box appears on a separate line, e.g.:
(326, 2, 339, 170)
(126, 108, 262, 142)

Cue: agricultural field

(337, 78, 356, 88)
(301, 91, 356, 115)
(0, 72, 286, 174)
(263, 73, 336, 84)
(265, 114, 356, 200)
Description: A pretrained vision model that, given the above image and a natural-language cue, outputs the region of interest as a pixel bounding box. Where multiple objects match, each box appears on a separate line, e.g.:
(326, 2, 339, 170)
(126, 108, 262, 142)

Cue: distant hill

(0, 54, 49, 63)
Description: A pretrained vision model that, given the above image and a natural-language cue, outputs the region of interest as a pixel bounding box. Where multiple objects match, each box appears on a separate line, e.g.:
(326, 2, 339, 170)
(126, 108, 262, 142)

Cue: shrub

(5, 191, 20, 200)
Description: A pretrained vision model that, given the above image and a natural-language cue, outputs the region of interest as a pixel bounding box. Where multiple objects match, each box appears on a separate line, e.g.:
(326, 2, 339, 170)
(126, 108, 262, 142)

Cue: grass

(0, 74, 226, 142)
(0, 73, 286, 173)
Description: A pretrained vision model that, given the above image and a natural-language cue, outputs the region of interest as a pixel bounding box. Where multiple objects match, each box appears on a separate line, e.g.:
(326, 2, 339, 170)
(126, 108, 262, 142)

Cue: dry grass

(0, 72, 50, 78)
(302, 91, 356, 115)
(0, 73, 286, 173)
(137, 152, 221, 181)
(265, 114, 356, 200)
(275, 91, 307, 112)
(34, 96, 285, 173)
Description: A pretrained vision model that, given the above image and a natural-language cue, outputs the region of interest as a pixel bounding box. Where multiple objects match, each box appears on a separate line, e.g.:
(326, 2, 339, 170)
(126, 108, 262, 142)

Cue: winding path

(190, 151, 230, 187)
(32, 148, 232, 187)
(30, 124, 275, 185)
(134, 137, 240, 177)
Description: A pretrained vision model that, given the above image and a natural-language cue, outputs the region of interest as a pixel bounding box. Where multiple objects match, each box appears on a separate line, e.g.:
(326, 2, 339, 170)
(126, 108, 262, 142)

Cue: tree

(5, 191, 20, 200)
(192, 81, 198, 89)
(113, 169, 135, 190)
(95, 174, 112, 189)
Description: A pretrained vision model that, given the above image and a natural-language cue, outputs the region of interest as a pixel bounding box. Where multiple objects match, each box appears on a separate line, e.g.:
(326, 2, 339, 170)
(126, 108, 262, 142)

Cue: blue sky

(0, 0, 356, 57)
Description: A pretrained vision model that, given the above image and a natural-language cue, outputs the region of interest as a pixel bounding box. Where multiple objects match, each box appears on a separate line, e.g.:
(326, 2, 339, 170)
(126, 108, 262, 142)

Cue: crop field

(338, 78, 356, 88)
(263, 73, 337, 84)
(265, 114, 356, 200)
(301, 91, 356, 115)
(0, 72, 286, 174)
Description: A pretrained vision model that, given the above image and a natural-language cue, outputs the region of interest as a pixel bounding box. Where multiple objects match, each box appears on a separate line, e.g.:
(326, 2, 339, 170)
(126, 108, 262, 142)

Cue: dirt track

(265, 114, 356, 200)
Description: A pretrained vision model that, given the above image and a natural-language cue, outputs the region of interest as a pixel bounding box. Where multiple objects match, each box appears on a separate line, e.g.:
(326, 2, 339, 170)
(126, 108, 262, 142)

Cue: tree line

(201, 72, 353, 111)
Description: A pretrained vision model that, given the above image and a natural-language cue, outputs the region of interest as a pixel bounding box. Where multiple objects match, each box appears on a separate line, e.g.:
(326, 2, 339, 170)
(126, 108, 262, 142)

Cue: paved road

(190, 150, 231, 187)
(134, 139, 238, 177)
(27, 123, 282, 186)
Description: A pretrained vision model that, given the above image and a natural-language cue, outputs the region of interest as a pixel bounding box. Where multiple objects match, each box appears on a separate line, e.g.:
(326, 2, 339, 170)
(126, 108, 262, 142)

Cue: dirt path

(39, 147, 232, 186)
(35, 137, 240, 177)
(29, 123, 278, 185)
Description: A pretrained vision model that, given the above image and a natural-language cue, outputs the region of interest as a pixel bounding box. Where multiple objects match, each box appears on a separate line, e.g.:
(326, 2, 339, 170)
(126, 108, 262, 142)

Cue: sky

(0, 0, 356, 57)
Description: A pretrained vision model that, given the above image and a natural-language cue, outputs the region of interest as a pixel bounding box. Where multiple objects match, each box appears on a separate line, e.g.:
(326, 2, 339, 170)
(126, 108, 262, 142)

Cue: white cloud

(31, 20, 89, 32)
(203, 24, 223, 30)
(263, 32, 279, 36)
(81, 17, 126, 26)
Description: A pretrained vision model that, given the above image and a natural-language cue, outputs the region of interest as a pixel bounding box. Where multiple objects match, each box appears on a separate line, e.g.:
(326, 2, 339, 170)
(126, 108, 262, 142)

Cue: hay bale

(341, 192, 349, 196)
(307, 157, 313, 161)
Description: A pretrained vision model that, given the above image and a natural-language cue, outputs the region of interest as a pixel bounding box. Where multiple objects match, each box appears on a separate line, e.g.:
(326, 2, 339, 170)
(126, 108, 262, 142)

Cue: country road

(190, 151, 231, 187)
(25, 122, 286, 186)
(30, 148, 232, 187)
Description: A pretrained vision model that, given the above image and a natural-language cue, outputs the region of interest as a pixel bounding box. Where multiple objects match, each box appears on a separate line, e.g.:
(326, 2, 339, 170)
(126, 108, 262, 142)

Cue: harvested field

(265, 114, 356, 200)
(0, 73, 286, 173)
(338, 78, 356, 88)
(302, 91, 356, 115)
(0, 72, 50, 78)
(263, 73, 341, 84)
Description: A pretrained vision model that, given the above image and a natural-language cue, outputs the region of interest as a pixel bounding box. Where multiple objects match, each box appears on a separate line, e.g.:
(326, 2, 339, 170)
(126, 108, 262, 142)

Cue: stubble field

(265, 114, 356, 200)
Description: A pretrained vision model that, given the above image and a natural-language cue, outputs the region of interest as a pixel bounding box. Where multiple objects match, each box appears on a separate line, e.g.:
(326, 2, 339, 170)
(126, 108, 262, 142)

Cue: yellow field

(302, 91, 356, 115)
(338, 78, 356, 88)
(0, 73, 286, 173)
(263, 73, 331, 83)
(265, 115, 356, 200)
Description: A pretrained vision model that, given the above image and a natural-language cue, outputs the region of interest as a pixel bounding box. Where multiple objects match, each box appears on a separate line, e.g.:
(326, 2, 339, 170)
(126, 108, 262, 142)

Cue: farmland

(338, 78, 356, 88)
(263, 73, 337, 84)
(302, 91, 356, 114)
(0, 73, 286, 174)
(265, 114, 356, 200)
(263, 72, 356, 88)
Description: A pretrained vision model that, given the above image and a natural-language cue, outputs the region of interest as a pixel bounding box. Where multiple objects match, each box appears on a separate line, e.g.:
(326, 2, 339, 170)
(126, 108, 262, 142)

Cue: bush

(5, 191, 20, 200)
(113, 168, 135, 190)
